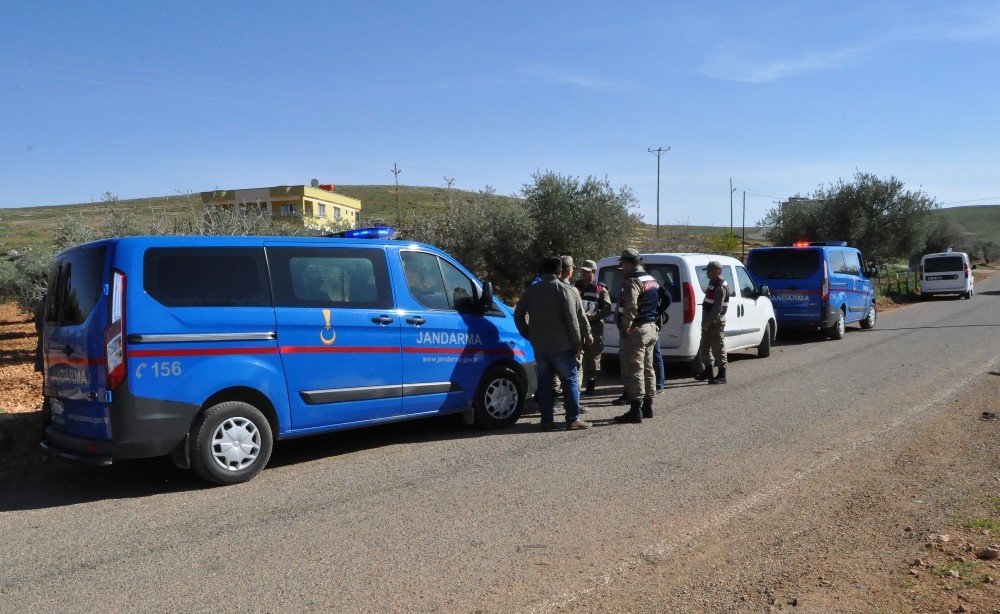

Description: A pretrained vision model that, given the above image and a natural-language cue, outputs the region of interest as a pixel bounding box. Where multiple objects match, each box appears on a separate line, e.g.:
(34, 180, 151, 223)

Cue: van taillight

(964, 263, 969, 279)
(919, 264, 924, 280)
(682, 282, 696, 324)
(821, 260, 829, 303)
(105, 270, 126, 391)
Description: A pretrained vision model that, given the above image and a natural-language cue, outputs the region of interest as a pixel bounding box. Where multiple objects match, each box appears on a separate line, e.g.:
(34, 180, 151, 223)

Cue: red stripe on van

(404, 347, 525, 356)
(279, 346, 400, 354)
(128, 347, 278, 357)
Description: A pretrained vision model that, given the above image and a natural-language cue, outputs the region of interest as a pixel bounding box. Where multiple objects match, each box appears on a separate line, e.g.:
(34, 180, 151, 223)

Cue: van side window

(696, 266, 736, 293)
(268, 247, 393, 309)
(842, 251, 862, 276)
(144, 248, 270, 307)
(735, 266, 756, 298)
(828, 250, 847, 274)
(401, 251, 477, 312)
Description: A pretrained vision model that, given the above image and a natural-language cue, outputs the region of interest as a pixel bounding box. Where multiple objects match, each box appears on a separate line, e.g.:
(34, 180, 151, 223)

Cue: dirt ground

(564, 372, 1000, 613)
(0, 302, 46, 470)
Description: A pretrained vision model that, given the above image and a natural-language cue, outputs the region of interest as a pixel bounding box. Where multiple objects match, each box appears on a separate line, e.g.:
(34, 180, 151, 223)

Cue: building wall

(201, 185, 362, 228)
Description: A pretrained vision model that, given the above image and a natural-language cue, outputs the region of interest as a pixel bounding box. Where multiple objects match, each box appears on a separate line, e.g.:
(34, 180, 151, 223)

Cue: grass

(933, 560, 979, 579)
(964, 518, 1000, 531)
(938, 204, 1000, 244)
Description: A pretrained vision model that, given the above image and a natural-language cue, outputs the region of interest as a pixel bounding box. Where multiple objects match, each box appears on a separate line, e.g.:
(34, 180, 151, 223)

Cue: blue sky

(1, 1, 998, 226)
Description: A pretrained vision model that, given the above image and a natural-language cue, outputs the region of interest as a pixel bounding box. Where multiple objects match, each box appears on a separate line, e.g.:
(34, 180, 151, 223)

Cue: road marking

(529, 350, 1000, 613)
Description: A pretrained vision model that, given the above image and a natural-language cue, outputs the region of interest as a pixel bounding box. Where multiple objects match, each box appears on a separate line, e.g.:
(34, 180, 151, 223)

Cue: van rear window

(599, 263, 681, 303)
(144, 248, 270, 307)
(924, 256, 963, 273)
(45, 246, 107, 326)
(748, 249, 820, 280)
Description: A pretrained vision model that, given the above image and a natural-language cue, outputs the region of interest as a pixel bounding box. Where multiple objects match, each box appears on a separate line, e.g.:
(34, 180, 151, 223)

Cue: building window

(317, 203, 326, 218)
(280, 204, 294, 216)
(334, 207, 342, 221)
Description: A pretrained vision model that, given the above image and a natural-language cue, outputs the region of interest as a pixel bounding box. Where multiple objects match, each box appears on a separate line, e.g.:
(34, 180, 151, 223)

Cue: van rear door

(43, 243, 113, 440)
(747, 248, 823, 323)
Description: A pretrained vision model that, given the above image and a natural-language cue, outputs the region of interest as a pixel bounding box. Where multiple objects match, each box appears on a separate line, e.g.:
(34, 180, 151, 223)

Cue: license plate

(49, 398, 65, 424)
(927, 275, 943, 280)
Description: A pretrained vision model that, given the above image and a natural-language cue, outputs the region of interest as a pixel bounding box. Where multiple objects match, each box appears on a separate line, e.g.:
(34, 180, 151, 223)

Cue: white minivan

(595, 253, 777, 372)
(920, 251, 976, 299)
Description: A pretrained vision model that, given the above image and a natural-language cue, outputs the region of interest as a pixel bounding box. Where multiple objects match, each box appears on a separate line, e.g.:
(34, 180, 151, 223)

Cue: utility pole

(741, 190, 747, 262)
(647, 147, 670, 237)
(390, 163, 402, 227)
(730, 178, 736, 238)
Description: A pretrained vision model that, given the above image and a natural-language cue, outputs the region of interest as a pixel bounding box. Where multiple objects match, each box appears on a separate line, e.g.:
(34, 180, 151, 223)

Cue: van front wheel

(860, 303, 877, 329)
(473, 366, 525, 429)
(190, 401, 273, 485)
(757, 323, 772, 358)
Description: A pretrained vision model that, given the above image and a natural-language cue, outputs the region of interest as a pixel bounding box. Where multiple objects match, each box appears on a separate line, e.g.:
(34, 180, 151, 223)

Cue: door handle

(371, 315, 394, 325)
(405, 316, 426, 326)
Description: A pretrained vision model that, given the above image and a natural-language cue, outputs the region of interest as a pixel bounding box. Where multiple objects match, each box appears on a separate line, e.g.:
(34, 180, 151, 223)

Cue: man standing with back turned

(614, 249, 661, 424)
(694, 260, 729, 384)
(515, 256, 592, 431)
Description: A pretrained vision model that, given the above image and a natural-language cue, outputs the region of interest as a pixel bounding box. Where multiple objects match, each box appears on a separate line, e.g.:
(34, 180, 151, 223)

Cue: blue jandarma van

(41, 230, 536, 484)
(746, 241, 877, 340)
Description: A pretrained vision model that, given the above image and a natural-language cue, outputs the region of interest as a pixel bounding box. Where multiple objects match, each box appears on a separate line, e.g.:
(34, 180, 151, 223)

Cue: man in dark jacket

(515, 257, 592, 431)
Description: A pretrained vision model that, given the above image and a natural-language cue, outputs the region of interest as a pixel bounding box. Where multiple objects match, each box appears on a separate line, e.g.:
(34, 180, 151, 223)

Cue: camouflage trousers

(698, 318, 727, 369)
(582, 334, 604, 381)
(620, 322, 658, 401)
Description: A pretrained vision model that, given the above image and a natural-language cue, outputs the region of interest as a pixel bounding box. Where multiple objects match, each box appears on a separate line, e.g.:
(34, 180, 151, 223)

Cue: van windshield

(748, 249, 820, 280)
(45, 246, 107, 326)
(924, 256, 963, 273)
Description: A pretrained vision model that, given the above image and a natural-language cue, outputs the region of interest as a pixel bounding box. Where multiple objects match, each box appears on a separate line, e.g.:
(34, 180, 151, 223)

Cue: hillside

(938, 204, 1000, 243)
(0, 185, 468, 253)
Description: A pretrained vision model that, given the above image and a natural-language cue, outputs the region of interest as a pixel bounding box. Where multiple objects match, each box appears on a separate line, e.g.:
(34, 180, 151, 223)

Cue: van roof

(922, 251, 968, 259)
(594, 253, 745, 266)
(59, 234, 438, 256)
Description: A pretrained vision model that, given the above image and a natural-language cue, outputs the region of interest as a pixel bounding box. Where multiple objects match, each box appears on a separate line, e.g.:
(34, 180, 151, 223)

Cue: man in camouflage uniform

(574, 260, 612, 395)
(694, 260, 729, 384)
(614, 249, 661, 423)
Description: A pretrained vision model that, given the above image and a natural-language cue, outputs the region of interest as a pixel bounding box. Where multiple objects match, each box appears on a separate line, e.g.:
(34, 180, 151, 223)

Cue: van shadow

(0, 412, 546, 513)
(978, 290, 1000, 296)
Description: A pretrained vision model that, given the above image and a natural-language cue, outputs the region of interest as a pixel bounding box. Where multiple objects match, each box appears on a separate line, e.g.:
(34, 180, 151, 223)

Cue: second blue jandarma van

(40, 230, 537, 484)
(746, 241, 877, 340)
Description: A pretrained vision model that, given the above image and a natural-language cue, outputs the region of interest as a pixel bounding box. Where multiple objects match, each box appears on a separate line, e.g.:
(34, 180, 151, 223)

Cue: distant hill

(937, 204, 1000, 244)
(0, 185, 470, 252)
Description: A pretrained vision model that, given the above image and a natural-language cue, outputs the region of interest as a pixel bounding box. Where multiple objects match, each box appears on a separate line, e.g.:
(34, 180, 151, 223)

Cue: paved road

(2, 277, 999, 613)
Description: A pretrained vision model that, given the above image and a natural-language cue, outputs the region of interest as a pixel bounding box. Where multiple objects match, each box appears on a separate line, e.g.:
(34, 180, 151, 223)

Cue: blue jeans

(653, 334, 666, 390)
(535, 350, 582, 424)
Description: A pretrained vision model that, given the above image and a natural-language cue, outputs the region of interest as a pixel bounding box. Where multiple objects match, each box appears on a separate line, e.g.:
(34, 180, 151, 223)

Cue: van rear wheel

(190, 401, 273, 485)
(826, 309, 846, 340)
(473, 366, 525, 429)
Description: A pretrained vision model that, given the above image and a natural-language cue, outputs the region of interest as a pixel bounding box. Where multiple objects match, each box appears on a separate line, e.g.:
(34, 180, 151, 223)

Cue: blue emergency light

(329, 226, 396, 239)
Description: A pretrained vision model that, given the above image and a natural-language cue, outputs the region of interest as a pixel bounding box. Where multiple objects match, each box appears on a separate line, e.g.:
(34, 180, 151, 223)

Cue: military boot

(584, 379, 596, 396)
(693, 367, 711, 381)
(611, 392, 629, 406)
(641, 396, 654, 419)
(710, 366, 727, 385)
(614, 400, 643, 424)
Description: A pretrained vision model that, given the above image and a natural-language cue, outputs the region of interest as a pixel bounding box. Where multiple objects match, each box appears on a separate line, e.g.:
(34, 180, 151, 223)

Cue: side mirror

(759, 285, 770, 298)
(479, 282, 494, 313)
(868, 265, 879, 277)
(971, 264, 978, 270)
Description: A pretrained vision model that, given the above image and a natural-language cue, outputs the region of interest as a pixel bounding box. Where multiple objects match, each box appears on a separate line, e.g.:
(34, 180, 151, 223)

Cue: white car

(595, 253, 777, 372)
(920, 251, 976, 299)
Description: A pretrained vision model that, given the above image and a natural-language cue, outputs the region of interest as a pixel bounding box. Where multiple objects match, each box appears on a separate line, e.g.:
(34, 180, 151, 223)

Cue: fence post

(905, 273, 910, 294)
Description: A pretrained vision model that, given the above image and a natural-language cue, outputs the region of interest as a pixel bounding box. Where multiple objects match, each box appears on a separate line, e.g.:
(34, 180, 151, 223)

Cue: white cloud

(520, 62, 632, 90)
(701, 40, 881, 84)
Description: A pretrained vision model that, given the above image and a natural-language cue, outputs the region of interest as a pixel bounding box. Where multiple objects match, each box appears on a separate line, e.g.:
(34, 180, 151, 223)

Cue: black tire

(757, 322, 772, 358)
(826, 309, 846, 340)
(190, 401, 273, 485)
(860, 302, 877, 329)
(473, 365, 525, 429)
(600, 353, 620, 375)
(687, 357, 705, 377)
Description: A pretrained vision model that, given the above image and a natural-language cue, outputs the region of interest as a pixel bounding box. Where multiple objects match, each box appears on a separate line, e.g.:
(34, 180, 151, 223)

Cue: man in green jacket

(515, 256, 592, 430)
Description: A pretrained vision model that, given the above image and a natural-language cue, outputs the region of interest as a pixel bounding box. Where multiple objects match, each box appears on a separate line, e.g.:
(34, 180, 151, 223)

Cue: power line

(390, 163, 402, 228)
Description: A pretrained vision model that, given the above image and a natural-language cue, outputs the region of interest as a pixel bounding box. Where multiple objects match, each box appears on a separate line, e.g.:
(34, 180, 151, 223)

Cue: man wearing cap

(515, 256, 592, 430)
(574, 259, 612, 395)
(614, 248, 661, 423)
(694, 260, 730, 384)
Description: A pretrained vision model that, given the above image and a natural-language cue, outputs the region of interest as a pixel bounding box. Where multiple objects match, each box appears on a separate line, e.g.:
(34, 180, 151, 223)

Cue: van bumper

(41, 387, 199, 462)
(777, 304, 842, 330)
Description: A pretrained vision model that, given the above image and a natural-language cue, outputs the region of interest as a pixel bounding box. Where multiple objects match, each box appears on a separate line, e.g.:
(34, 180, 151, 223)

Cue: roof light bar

(330, 227, 396, 239)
